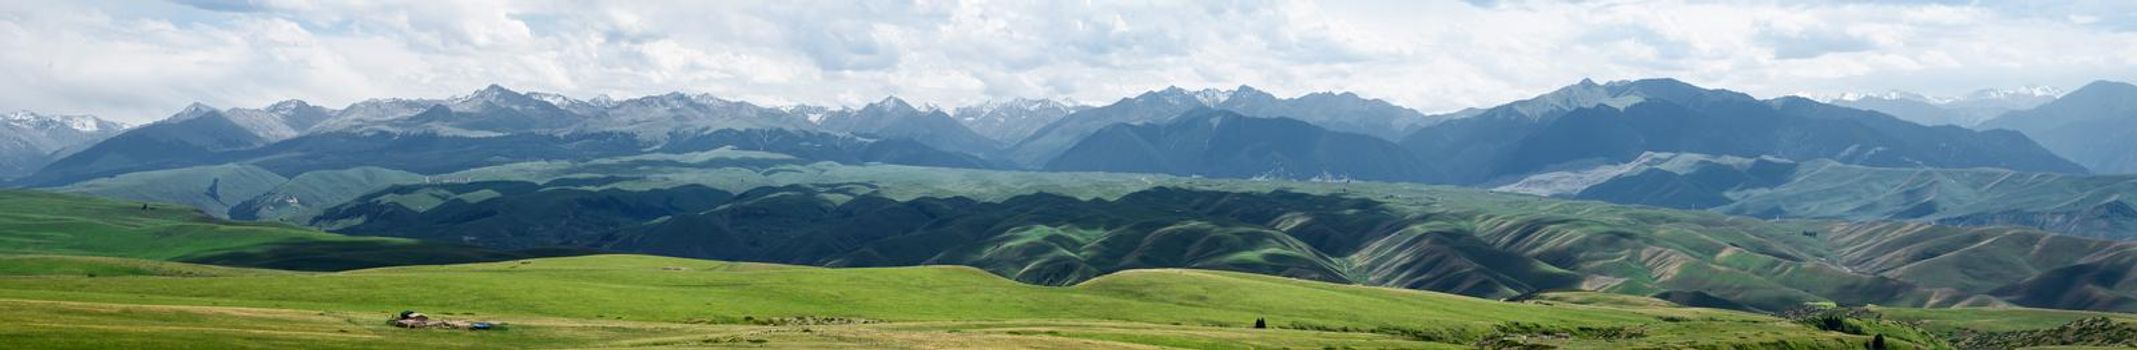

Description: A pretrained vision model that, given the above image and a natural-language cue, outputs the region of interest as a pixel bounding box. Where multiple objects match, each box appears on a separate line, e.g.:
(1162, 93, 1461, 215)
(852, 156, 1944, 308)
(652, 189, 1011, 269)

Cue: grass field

(7, 173, 2133, 349)
(0, 190, 570, 271)
(1873, 306, 2137, 333)
(0, 254, 1899, 349)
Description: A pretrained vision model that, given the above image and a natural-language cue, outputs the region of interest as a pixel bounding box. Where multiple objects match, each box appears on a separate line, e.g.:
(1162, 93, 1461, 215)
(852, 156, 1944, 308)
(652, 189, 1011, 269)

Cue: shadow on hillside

(178, 240, 598, 271)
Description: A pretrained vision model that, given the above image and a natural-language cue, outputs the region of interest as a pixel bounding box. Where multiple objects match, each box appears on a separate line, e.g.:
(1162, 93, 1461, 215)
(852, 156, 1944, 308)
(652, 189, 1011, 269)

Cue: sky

(3, 0, 2135, 123)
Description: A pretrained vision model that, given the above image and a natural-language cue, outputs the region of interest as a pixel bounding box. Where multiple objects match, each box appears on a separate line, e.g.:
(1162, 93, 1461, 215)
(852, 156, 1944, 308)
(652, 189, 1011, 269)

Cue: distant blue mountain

(1044, 108, 1443, 182)
(1401, 78, 2085, 184)
(19, 86, 995, 186)
(1007, 85, 1435, 167)
(1980, 80, 2137, 174)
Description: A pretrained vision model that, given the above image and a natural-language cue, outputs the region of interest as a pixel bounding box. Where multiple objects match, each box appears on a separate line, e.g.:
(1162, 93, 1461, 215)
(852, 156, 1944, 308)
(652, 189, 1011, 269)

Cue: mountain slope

(54, 164, 289, 218)
(1007, 87, 1217, 166)
(1825, 87, 2060, 127)
(0, 111, 127, 179)
(1007, 86, 1435, 167)
(22, 104, 304, 185)
(297, 156, 2137, 313)
(1980, 80, 2137, 174)
(1216, 86, 1438, 140)
(817, 97, 1001, 156)
(1043, 109, 1443, 182)
(1403, 78, 2085, 184)
(574, 92, 816, 139)
(952, 98, 1085, 144)
(23, 93, 994, 187)
(1499, 152, 2137, 241)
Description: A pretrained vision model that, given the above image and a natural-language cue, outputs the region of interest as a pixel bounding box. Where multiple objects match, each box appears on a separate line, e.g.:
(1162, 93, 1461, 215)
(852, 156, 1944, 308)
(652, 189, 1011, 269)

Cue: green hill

(0, 190, 571, 271)
(1499, 152, 2137, 241)
(1, 189, 2130, 349)
(53, 164, 289, 218)
(0, 255, 290, 277)
(311, 172, 2137, 314)
(31, 149, 2137, 314)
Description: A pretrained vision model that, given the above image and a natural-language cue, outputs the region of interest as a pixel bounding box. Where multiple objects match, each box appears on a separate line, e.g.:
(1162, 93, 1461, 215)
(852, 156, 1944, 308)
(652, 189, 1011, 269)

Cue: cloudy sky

(3, 0, 2134, 123)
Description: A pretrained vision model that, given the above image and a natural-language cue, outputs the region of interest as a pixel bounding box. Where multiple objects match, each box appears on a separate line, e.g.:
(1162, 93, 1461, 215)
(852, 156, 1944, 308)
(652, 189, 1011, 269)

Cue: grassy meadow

(1, 176, 2129, 349)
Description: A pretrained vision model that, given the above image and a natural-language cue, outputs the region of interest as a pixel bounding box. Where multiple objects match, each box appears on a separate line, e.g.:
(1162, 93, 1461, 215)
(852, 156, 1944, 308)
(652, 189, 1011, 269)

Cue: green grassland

(0, 189, 2129, 349)
(313, 167, 2137, 314)
(1873, 306, 2137, 333)
(17, 153, 2137, 348)
(49, 149, 2137, 314)
(0, 190, 570, 271)
(0, 255, 289, 277)
(0, 254, 1898, 349)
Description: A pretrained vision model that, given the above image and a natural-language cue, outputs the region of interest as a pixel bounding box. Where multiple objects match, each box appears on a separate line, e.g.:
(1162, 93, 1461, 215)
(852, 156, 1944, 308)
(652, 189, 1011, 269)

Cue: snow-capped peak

(525, 91, 583, 107)
(687, 93, 735, 107)
(1189, 88, 1228, 106)
(962, 97, 1069, 112)
(265, 99, 315, 114)
(865, 96, 918, 112)
(2, 110, 45, 121)
(1828, 90, 1945, 103)
(1965, 85, 2064, 100)
(169, 103, 222, 121)
(1817, 85, 2065, 105)
(4, 110, 126, 132)
(454, 84, 525, 104)
(1148, 86, 1233, 106)
(587, 94, 618, 107)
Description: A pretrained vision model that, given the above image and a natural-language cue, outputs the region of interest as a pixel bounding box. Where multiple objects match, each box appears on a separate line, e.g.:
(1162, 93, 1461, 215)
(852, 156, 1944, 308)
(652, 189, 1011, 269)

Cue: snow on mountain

(0, 111, 134, 178)
(526, 91, 582, 107)
(815, 96, 1000, 154)
(580, 91, 816, 138)
(1966, 85, 2065, 100)
(1830, 90, 1949, 104)
(4, 111, 128, 133)
(1819, 85, 2066, 127)
(951, 97, 1086, 143)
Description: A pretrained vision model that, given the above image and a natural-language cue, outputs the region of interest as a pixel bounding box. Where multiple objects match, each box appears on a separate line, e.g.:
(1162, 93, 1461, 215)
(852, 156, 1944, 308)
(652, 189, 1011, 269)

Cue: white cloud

(0, 0, 2133, 123)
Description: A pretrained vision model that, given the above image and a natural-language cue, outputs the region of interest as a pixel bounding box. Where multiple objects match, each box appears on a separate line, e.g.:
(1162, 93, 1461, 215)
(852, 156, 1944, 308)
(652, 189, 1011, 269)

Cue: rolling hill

(0, 190, 573, 271)
(6, 166, 2137, 349)
(0, 189, 1917, 349)
(1498, 152, 2137, 241)
(254, 151, 2137, 314)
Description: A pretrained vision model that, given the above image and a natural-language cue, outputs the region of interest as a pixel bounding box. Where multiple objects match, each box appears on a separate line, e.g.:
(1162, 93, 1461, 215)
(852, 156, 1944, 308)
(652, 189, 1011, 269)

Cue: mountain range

(1004, 85, 1439, 167)
(1979, 80, 2137, 174)
(815, 97, 1003, 157)
(1402, 78, 2085, 185)
(0, 111, 128, 178)
(1044, 108, 1444, 182)
(13, 86, 996, 186)
(951, 98, 1087, 144)
(1823, 86, 2062, 127)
